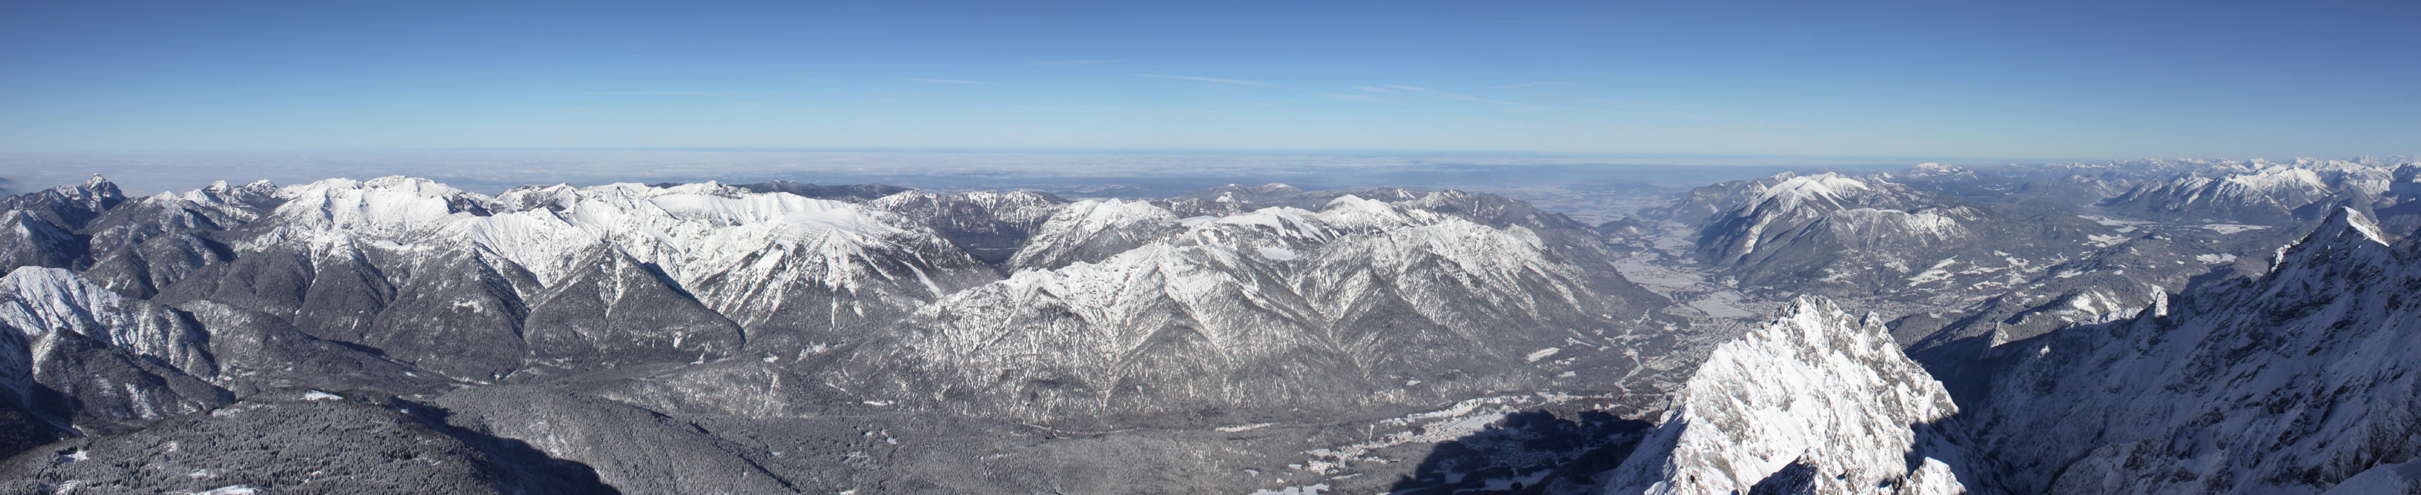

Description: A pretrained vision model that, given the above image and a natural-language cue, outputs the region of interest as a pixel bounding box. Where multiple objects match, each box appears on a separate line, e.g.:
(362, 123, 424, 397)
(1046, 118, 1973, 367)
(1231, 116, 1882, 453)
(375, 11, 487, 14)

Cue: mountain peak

(1753, 173, 1872, 211)
(2312, 206, 2386, 246)
(2270, 206, 2389, 272)
(1605, 294, 1961, 495)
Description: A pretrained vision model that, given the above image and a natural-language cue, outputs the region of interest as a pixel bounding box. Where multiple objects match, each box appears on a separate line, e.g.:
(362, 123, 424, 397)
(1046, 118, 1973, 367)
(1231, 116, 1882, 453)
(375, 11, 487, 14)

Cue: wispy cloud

(1376, 85, 1529, 106)
(1490, 81, 1575, 89)
(573, 91, 802, 96)
(1135, 74, 1281, 87)
(904, 78, 990, 84)
(1029, 59, 1123, 66)
(1351, 86, 1399, 94)
(1321, 93, 1403, 104)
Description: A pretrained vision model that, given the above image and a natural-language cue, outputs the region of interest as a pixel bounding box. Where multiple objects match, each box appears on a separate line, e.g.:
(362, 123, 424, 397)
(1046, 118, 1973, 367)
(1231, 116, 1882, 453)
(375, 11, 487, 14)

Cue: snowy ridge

(1006, 198, 1181, 271)
(0, 267, 215, 379)
(1753, 174, 1872, 212)
(2103, 158, 2418, 225)
(1963, 207, 2421, 494)
(223, 177, 996, 353)
(269, 176, 489, 238)
(1604, 296, 1961, 495)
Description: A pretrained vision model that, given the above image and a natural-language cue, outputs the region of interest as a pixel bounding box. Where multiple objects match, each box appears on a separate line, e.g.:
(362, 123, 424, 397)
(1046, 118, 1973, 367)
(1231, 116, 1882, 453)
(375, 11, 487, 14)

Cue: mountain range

(0, 157, 2412, 494)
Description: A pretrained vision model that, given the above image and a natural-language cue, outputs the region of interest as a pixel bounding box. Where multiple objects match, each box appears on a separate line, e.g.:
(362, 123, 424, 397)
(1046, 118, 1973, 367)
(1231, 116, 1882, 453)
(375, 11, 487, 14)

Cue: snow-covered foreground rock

(1960, 208, 2421, 494)
(1603, 296, 1963, 495)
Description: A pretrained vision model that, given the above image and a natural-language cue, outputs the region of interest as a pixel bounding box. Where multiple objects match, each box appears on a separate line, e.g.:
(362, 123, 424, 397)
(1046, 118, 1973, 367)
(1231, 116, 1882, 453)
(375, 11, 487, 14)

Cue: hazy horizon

(6, 1, 2416, 161)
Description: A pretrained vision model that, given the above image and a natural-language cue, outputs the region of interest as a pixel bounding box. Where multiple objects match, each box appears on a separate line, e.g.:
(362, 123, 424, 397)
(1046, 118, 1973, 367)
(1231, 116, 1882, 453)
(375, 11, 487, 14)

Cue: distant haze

(0, 149, 1908, 198)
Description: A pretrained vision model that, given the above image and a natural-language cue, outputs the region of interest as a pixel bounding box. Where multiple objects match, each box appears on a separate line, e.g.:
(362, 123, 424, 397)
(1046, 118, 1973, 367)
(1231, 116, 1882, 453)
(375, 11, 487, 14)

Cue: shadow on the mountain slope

(404, 396, 626, 494)
(1387, 409, 1653, 495)
(0, 383, 68, 461)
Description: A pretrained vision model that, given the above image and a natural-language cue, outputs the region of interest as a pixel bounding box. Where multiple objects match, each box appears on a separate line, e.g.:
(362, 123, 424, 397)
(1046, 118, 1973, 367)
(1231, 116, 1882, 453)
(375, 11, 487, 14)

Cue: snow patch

(1255, 245, 1299, 260)
(301, 390, 342, 401)
(1525, 348, 1560, 362)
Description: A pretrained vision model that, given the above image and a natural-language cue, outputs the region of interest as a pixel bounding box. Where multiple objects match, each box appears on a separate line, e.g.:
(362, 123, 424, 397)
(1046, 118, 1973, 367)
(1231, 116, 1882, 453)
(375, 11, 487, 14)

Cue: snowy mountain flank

(0, 157, 2415, 494)
(1949, 208, 2421, 494)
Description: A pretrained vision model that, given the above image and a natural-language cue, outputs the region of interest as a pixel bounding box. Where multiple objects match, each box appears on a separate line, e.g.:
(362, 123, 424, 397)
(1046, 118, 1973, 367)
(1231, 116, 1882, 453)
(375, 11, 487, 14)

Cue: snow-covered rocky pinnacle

(1605, 296, 1963, 495)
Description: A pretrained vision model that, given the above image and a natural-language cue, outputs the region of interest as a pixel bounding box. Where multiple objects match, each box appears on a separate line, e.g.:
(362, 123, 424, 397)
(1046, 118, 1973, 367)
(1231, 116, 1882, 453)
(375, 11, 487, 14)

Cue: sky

(2, 0, 2416, 163)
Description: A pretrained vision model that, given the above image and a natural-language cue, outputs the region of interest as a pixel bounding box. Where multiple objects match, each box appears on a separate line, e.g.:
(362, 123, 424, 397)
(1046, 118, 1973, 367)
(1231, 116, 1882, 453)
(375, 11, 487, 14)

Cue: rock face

(1960, 208, 2421, 494)
(1603, 296, 1963, 495)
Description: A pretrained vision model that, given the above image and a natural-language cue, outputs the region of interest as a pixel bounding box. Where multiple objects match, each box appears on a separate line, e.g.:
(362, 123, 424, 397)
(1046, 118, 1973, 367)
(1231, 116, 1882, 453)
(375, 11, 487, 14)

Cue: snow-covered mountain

(0, 267, 228, 435)
(1601, 296, 1963, 495)
(1005, 198, 1182, 271)
(1, 165, 2415, 494)
(2102, 160, 2374, 225)
(0, 176, 123, 274)
(841, 194, 1675, 425)
(1952, 208, 2421, 494)
(1677, 171, 2120, 300)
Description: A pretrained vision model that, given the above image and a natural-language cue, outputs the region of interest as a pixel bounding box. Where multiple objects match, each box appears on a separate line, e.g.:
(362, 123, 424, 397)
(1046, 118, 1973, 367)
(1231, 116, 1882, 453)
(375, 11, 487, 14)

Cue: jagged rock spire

(1604, 296, 1963, 495)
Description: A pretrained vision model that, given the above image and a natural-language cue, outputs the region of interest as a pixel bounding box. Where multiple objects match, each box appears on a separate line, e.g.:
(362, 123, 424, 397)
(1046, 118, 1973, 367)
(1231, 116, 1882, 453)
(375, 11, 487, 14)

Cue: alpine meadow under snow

(0, 157, 2415, 494)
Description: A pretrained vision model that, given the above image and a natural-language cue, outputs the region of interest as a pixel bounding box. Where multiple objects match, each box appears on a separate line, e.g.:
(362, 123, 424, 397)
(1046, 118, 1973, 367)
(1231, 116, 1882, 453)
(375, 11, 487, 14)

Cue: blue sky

(2, 0, 2415, 161)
